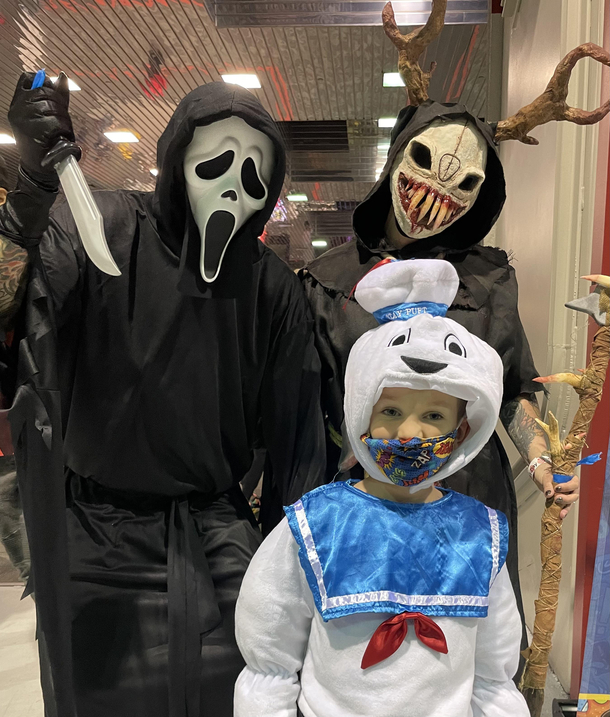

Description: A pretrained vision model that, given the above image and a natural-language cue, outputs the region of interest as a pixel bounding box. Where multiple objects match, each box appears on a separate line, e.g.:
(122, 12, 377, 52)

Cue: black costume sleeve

(300, 270, 343, 428)
(485, 262, 542, 405)
(259, 273, 326, 536)
(1, 201, 85, 715)
(38, 199, 86, 328)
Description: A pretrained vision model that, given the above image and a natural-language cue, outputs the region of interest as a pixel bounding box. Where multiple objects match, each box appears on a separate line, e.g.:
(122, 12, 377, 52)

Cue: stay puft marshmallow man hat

(344, 258, 504, 491)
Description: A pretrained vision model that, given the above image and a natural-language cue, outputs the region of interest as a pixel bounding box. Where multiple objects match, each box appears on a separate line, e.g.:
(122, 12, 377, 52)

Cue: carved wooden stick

(382, 0, 447, 106)
(495, 43, 610, 145)
(519, 282, 610, 717)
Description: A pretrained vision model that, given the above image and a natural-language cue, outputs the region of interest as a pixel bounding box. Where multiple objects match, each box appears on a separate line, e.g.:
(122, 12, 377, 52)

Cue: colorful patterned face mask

(361, 427, 459, 487)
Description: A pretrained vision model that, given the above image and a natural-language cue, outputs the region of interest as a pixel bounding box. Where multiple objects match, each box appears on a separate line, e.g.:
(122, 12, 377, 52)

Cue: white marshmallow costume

(234, 260, 529, 717)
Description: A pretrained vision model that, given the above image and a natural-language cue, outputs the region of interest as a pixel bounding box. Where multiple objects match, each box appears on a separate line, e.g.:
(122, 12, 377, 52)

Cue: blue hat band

(373, 301, 448, 325)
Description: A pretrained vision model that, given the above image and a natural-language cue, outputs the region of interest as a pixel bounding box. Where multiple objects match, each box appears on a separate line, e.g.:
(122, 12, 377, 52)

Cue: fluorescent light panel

(49, 76, 81, 91)
(312, 240, 327, 247)
(378, 117, 397, 128)
(286, 193, 308, 202)
(0, 133, 16, 144)
(222, 74, 261, 89)
(383, 72, 405, 87)
(104, 131, 139, 143)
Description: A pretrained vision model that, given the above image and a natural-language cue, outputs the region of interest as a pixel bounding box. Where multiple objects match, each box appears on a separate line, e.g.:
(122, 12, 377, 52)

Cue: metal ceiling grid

(204, 1, 489, 27)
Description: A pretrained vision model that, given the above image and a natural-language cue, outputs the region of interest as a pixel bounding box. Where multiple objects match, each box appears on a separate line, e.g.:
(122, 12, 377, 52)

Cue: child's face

(369, 387, 466, 441)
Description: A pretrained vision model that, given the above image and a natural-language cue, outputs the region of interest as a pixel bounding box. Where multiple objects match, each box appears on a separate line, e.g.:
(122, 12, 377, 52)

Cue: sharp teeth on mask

(428, 195, 442, 225)
(433, 197, 452, 230)
(418, 191, 436, 222)
(410, 185, 427, 210)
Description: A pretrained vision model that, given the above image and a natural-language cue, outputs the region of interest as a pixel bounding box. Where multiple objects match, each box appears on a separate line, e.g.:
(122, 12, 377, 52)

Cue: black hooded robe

(7, 83, 325, 717)
(300, 101, 543, 638)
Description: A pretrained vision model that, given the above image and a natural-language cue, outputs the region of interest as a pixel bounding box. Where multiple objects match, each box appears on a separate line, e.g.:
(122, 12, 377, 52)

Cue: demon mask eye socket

(410, 141, 432, 170)
(389, 329, 411, 347)
(444, 333, 467, 357)
(458, 174, 482, 192)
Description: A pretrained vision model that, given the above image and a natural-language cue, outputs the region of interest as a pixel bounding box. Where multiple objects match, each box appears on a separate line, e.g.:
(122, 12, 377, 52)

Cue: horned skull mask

(390, 119, 487, 239)
(184, 116, 275, 283)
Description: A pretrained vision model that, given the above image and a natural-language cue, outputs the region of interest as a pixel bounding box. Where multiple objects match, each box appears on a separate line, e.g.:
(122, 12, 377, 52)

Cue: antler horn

(382, 0, 447, 106)
(495, 43, 610, 145)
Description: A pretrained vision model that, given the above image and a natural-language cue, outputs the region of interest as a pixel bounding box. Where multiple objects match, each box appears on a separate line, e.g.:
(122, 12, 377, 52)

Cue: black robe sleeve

(259, 271, 326, 536)
(300, 270, 342, 428)
(483, 261, 542, 405)
(6, 204, 84, 716)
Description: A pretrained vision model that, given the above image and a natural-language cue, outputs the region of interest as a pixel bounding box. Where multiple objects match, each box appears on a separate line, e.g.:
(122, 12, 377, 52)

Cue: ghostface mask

(183, 116, 275, 283)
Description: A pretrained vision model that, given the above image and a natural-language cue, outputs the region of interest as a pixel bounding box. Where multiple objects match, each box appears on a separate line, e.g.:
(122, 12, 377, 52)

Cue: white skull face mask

(184, 116, 275, 283)
(390, 120, 487, 239)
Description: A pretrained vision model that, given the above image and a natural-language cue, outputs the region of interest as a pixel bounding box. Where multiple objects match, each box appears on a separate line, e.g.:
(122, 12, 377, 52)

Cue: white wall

(496, 0, 605, 691)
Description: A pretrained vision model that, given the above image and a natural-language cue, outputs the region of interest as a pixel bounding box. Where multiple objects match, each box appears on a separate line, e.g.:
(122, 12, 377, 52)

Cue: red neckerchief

(361, 611, 448, 669)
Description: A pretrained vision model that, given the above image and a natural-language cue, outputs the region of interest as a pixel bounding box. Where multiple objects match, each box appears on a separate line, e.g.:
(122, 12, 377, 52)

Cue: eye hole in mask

(388, 329, 411, 347)
(458, 174, 481, 192)
(444, 333, 467, 357)
(195, 150, 235, 180)
(410, 141, 432, 170)
(241, 157, 266, 200)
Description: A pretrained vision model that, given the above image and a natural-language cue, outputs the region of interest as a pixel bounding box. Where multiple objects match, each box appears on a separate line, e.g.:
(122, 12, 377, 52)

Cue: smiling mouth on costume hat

(401, 356, 448, 374)
(397, 172, 466, 235)
(203, 210, 236, 281)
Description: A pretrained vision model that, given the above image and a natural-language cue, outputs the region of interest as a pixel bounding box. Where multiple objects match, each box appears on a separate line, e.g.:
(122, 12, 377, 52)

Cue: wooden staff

(519, 276, 610, 717)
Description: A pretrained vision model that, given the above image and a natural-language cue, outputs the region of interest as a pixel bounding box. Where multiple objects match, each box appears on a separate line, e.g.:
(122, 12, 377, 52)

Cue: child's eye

(382, 408, 401, 417)
(426, 412, 444, 421)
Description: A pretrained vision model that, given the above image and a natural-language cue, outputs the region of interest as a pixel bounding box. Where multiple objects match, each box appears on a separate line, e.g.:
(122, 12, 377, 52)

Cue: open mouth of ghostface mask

(397, 172, 466, 234)
(203, 211, 237, 279)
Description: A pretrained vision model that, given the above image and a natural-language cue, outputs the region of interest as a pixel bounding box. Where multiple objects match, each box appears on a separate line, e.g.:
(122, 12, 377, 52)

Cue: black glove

(7, 72, 76, 191)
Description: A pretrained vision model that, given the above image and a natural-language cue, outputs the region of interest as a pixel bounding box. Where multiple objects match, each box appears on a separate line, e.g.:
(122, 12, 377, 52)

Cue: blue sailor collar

(284, 480, 508, 622)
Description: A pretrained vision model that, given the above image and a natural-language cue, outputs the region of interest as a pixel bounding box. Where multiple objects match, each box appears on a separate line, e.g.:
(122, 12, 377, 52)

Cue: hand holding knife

(30, 70, 121, 276)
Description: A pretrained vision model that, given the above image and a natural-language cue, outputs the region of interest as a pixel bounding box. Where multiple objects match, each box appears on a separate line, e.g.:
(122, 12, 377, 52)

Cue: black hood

(152, 82, 286, 298)
(352, 101, 505, 255)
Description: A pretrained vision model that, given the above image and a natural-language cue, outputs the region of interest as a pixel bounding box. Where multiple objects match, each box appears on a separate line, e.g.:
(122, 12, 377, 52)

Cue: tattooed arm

(500, 394, 579, 519)
(0, 234, 29, 330)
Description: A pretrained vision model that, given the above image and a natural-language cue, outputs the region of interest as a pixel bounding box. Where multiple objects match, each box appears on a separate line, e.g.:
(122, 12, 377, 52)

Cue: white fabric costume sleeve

(234, 517, 314, 717)
(471, 564, 529, 717)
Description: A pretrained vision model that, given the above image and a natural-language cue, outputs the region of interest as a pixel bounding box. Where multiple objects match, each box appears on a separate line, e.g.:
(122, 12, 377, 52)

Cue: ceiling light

(377, 142, 391, 153)
(150, 168, 159, 177)
(383, 72, 405, 88)
(286, 193, 308, 202)
(0, 133, 16, 144)
(312, 240, 328, 248)
(104, 131, 139, 143)
(222, 74, 261, 89)
(49, 76, 81, 91)
(378, 117, 397, 128)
